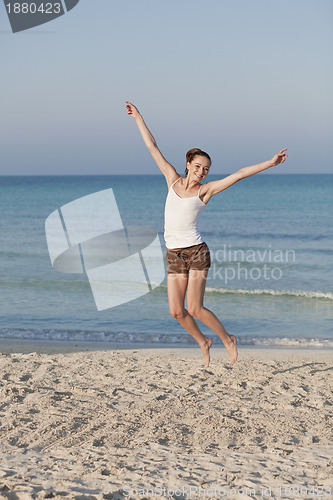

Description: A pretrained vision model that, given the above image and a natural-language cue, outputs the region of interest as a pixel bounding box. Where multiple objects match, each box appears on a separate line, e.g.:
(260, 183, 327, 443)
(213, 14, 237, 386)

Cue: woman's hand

(125, 101, 141, 120)
(271, 148, 288, 166)
(124, 100, 179, 185)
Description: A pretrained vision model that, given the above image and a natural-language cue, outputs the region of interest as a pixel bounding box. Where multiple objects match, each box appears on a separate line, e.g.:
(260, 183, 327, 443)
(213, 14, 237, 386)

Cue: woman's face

(187, 155, 211, 181)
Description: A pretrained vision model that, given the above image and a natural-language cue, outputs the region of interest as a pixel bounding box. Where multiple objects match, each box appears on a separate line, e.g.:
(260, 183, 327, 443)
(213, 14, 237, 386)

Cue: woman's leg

(186, 269, 238, 365)
(167, 272, 212, 367)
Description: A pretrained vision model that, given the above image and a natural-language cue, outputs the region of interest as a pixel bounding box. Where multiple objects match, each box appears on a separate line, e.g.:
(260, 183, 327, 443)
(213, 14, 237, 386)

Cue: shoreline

(1, 337, 333, 356)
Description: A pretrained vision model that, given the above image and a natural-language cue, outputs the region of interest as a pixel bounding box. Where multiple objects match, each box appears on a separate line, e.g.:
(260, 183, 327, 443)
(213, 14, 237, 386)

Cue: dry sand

(0, 342, 332, 499)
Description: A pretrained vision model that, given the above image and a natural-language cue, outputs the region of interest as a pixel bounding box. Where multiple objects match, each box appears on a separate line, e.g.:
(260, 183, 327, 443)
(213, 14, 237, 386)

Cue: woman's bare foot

(225, 335, 238, 365)
(199, 337, 213, 367)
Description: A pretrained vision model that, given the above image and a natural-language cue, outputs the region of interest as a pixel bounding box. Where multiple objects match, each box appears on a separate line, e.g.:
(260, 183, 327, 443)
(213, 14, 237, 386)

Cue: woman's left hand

(271, 149, 288, 166)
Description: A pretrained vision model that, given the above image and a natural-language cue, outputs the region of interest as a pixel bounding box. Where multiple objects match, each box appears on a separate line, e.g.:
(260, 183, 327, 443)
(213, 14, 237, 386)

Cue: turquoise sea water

(0, 174, 332, 347)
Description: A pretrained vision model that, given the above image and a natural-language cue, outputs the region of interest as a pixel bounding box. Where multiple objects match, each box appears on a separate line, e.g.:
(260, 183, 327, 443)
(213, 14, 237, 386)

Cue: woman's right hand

(124, 100, 179, 185)
(125, 101, 140, 120)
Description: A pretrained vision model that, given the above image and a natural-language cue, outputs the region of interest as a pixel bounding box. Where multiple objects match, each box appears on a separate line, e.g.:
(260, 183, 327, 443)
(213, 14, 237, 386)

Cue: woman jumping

(125, 101, 287, 367)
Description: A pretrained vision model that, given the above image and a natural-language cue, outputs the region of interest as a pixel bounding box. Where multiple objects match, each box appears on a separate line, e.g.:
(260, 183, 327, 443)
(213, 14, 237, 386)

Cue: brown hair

(185, 148, 211, 176)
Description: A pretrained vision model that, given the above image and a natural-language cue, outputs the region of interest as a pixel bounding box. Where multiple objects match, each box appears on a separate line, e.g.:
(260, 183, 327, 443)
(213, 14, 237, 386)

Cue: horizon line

(0, 172, 332, 177)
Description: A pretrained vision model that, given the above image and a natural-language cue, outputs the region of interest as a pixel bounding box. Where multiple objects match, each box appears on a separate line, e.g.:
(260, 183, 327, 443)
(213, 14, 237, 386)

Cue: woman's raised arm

(202, 149, 288, 201)
(125, 101, 179, 187)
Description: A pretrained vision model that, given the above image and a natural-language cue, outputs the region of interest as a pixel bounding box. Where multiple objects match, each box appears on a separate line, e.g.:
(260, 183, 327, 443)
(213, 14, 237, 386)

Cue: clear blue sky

(1, 0, 332, 174)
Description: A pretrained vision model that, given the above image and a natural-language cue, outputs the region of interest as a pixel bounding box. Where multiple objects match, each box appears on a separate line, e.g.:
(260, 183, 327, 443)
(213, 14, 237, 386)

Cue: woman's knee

(169, 308, 187, 320)
(187, 305, 203, 319)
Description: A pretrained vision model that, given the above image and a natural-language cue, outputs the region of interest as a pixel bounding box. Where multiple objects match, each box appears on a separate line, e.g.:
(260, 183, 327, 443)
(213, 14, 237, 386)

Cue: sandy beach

(0, 343, 332, 499)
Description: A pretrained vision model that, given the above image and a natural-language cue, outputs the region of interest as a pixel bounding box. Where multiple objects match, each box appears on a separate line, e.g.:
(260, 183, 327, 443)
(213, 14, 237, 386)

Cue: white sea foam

(204, 287, 333, 300)
(0, 328, 332, 348)
(153, 283, 333, 300)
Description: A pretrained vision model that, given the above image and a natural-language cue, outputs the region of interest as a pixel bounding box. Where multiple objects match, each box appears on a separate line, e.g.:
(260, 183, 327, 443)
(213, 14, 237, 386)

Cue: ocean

(1, 174, 332, 348)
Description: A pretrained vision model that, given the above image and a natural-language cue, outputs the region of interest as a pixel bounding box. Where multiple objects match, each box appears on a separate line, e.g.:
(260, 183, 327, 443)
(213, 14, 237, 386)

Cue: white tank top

(164, 177, 206, 249)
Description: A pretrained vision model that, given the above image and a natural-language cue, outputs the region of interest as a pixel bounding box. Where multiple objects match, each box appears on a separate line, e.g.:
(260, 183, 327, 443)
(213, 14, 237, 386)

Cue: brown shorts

(166, 242, 211, 274)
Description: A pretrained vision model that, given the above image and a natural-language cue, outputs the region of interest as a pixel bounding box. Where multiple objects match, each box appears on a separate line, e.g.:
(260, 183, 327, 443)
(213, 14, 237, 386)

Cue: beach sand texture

(0, 346, 332, 499)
